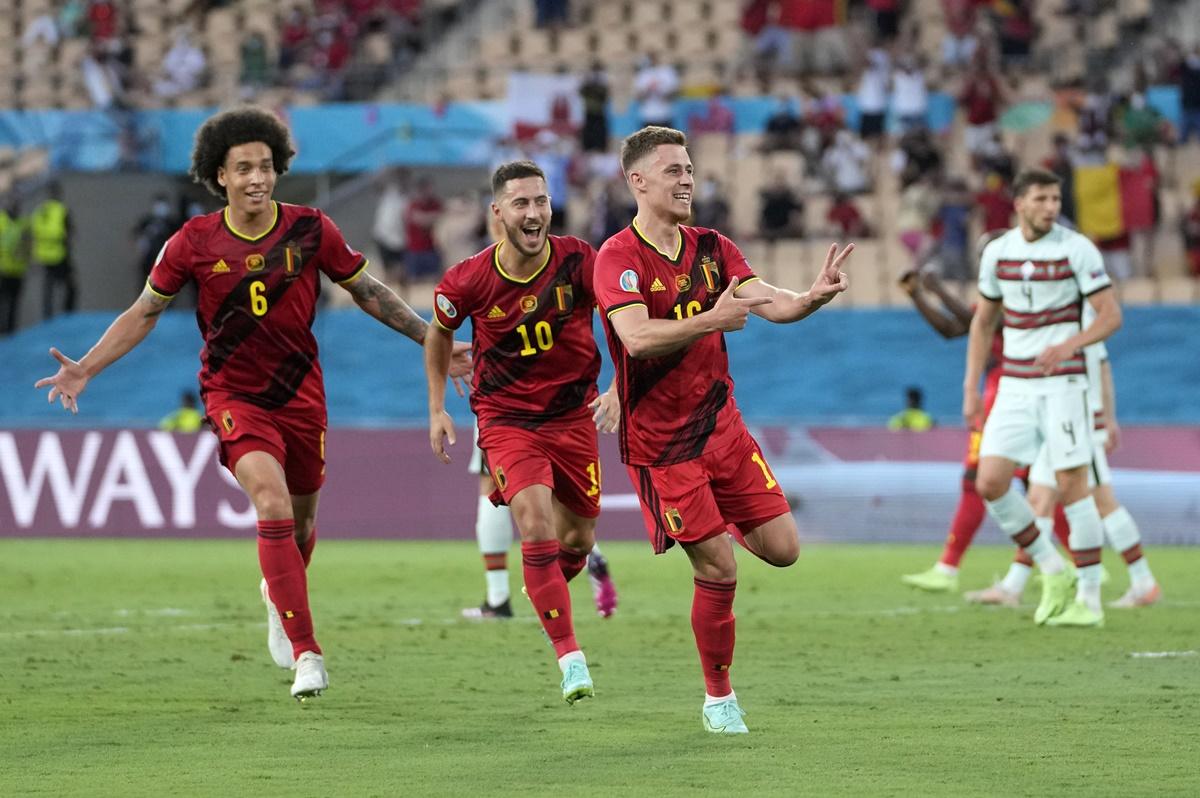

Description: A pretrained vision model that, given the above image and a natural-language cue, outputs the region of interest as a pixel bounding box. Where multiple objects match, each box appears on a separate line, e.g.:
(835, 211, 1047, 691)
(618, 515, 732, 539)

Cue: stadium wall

(2, 427, 1197, 545)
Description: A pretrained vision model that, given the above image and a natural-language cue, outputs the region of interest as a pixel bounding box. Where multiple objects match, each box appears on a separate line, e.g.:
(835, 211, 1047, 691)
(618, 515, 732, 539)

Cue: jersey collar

(631, 218, 683, 264)
(223, 201, 280, 242)
(493, 239, 552, 284)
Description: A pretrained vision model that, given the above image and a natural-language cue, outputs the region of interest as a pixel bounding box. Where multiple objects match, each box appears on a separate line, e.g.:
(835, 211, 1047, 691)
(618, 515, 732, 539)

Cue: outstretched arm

(424, 324, 457, 463)
(342, 271, 471, 393)
(608, 275, 772, 359)
(34, 286, 170, 414)
(962, 297, 1001, 424)
(741, 243, 853, 323)
(900, 270, 971, 338)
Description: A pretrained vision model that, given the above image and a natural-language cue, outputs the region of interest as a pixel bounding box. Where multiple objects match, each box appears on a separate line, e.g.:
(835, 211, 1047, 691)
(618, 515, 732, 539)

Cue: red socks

(557, 544, 588, 583)
(258, 519, 320, 658)
(522, 540, 578, 657)
(939, 479, 985, 567)
(692, 578, 736, 696)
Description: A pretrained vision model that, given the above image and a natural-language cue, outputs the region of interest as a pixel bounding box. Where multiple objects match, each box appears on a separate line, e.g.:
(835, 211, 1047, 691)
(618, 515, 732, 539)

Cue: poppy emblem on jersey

(212, 259, 230, 273)
(285, 242, 302, 274)
(520, 295, 538, 313)
(1020, 260, 1035, 281)
(436, 293, 458, 319)
(619, 269, 639, 293)
(246, 253, 266, 272)
(221, 410, 235, 434)
(555, 283, 574, 315)
(675, 274, 691, 291)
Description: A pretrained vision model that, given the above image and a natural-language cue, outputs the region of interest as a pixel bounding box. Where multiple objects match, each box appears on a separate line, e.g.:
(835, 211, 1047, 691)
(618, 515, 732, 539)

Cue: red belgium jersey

(594, 223, 757, 467)
(148, 202, 367, 412)
(432, 235, 601, 430)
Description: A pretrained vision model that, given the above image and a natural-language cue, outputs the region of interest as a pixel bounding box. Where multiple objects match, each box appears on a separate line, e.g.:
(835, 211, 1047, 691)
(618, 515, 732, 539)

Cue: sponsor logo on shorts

(520, 295, 538, 313)
(619, 269, 639, 293)
(436, 293, 458, 319)
(245, 253, 265, 272)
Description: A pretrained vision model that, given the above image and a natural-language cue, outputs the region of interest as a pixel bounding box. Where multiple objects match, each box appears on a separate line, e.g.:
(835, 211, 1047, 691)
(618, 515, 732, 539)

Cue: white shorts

(469, 425, 485, 474)
(1029, 428, 1111, 488)
(979, 384, 1093, 471)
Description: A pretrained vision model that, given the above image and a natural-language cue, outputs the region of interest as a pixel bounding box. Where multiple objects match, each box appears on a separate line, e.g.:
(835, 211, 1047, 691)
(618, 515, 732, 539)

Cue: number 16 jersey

(432, 235, 601, 431)
(148, 201, 367, 413)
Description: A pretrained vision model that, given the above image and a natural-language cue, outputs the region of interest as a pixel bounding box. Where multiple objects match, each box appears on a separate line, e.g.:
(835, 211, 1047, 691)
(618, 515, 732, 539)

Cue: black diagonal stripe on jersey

(240, 351, 317, 410)
(635, 466, 670, 554)
(205, 216, 321, 377)
(474, 252, 586, 399)
(651, 380, 729, 466)
(490, 375, 596, 429)
(623, 232, 724, 415)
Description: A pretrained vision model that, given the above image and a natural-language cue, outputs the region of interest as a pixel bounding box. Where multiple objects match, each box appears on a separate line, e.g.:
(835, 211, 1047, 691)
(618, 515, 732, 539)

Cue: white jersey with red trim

(1082, 301, 1109, 428)
(978, 223, 1111, 392)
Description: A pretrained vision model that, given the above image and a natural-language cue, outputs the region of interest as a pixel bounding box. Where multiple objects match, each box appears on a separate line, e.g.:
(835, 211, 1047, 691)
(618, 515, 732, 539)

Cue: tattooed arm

(342, 271, 473, 391)
(34, 286, 171, 414)
(342, 271, 430, 344)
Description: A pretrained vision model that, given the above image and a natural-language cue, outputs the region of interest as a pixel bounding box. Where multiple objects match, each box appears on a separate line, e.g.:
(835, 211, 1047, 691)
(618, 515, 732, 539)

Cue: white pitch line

(1129, 650, 1198, 659)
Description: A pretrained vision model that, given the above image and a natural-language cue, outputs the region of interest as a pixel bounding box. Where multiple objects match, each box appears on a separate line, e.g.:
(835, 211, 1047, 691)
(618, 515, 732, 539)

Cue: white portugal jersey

(978, 223, 1111, 389)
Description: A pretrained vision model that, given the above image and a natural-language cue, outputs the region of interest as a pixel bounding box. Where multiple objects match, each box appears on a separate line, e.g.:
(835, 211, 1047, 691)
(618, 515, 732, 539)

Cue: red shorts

(478, 421, 601, 519)
(629, 423, 789, 554)
(206, 396, 327, 495)
(961, 423, 1029, 486)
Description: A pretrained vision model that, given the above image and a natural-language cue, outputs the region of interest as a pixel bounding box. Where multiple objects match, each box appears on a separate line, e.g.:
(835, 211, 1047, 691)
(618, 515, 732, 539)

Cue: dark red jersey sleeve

(593, 241, 647, 320)
(717, 233, 757, 285)
(432, 260, 471, 331)
(146, 230, 193, 298)
(316, 211, 368, 284)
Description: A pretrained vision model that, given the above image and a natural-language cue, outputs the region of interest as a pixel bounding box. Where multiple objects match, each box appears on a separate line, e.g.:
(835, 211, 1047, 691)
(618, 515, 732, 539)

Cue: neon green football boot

(901, 566, 959, 593)
(1045, 600, 1104, 628)
(1034, 570, 1075, 625)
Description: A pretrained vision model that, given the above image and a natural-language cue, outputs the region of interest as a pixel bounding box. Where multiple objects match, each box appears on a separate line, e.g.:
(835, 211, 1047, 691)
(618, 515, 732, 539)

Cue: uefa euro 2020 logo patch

(436, 293, 457, 319)
(619, 269, 639, 293)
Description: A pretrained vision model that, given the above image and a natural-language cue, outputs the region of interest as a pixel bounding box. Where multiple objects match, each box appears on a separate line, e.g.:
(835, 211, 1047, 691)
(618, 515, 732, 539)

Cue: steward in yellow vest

(32, 184, 77, 319)
(0, 202, 29, 334)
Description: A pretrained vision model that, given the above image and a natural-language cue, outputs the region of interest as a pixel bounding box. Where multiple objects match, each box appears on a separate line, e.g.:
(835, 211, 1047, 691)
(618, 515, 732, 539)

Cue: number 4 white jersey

(978, 223, 1111, 388)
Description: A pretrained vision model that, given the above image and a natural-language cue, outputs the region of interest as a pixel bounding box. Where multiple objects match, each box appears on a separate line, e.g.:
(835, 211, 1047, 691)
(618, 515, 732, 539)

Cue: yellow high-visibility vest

(0, 212, 28, 278)
(31, 199, 68, 266)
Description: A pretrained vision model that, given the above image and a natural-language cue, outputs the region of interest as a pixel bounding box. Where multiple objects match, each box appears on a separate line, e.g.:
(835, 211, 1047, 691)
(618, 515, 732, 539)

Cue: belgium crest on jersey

(699, 255, 721, 292)
(554, 282, 574, 315)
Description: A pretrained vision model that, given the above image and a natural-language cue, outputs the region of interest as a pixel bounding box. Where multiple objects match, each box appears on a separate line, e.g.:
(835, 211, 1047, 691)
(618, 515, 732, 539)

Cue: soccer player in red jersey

(592, 127, 852, 733)
(34, 107, 470, 701)
(425, 160, 619, 706)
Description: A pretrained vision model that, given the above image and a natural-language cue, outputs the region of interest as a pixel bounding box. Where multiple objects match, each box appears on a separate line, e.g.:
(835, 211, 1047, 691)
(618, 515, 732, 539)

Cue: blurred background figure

(159, 390, 204, 433)
(888, 386, 934, 431)
(0, 197, 29, 335)
(32, 183, 76, 321)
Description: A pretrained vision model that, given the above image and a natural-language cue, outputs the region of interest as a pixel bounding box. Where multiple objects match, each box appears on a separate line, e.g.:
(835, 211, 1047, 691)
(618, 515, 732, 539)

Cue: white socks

(705, 690, 737, 707)
(558, 650, 586, 673)
(477, 495, 513, 606)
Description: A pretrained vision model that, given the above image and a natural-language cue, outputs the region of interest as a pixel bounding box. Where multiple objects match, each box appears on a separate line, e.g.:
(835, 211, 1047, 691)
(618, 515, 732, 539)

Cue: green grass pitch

(2, 540, 1197, 797)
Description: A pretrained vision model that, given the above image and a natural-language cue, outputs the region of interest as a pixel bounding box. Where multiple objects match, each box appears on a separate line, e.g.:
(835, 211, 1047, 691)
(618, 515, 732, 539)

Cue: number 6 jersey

(432, 234, 601, 431)
(148, 201, 366, 411)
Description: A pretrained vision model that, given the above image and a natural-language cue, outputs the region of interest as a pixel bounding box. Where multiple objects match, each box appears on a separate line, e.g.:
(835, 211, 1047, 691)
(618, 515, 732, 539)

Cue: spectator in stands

(159, 391, 204, 433)
(891, 54, 929, 134)
(1121, 148, 1160, 279)
(892, 126, 942, 181)
(933, 177, 972, 282)
(1181, 44, 1200, 144)
(1097, 233, 1133, 283)
(279, 6, 311, 73)
(688, 90, 736, 137)
(855, 48, 890, 146)
(633, 53, 679, 129)
(822, 129, 871, 195)
(154, 26, 207, 100)
(1076, 89, 1112, 157)
(888, 386, 934, 431)
(579, 62, 610, 155)
(826, 192, 870, 237)
(133, 193, 179, 289)
(761, 95, 804, 153)
(758, 172, 805, 241)
(693, 176, 732, 233)
(739, 0, 793, 80)
(1042, 133, 1077, 224)
(896, 170, 939, 265)
(403, 176, 445, 287)
(534, 0, 569, 29)
(32, 183, 77, 321)
(867, 0, 902, 44)
(373, 168, 410, 289)
(996, 0, 1036, 71)
(1115, 92, 1166, 152)
(781, 0, 849, 76)
(88, 0, 119, 44)
(959, 57, 1005, 164)
(1183, 180, 1200, 278)
(22, 9, 61, 49)
(81, 41, 122, 110)
(974, 130, 1016, 185)
(240, 32, 272, 98)
(0, 198, 29, 335)
(940, 0, 978, 72)
(974, 171, 1013, 234)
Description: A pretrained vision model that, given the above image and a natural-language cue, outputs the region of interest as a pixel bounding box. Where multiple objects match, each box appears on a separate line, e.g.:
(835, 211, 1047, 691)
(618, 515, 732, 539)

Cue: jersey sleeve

(718, 233, 757, 285)
(593, 244, 647, 320)
(146, 230, 192, 299)
(578, 242, 598, 307)
(1071, 235, 1111, 296)
(432, 264, 468, 331)
(977, 238, 1002, 301)
(316, 211, 369, 285)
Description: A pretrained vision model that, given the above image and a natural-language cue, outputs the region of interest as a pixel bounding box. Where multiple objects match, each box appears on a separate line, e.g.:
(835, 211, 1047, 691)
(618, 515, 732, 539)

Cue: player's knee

(516, 514, 555, 542)
(975, 475, 1006, 502)
(251, 489, 292, 520)
(767, 540, 800, 568)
